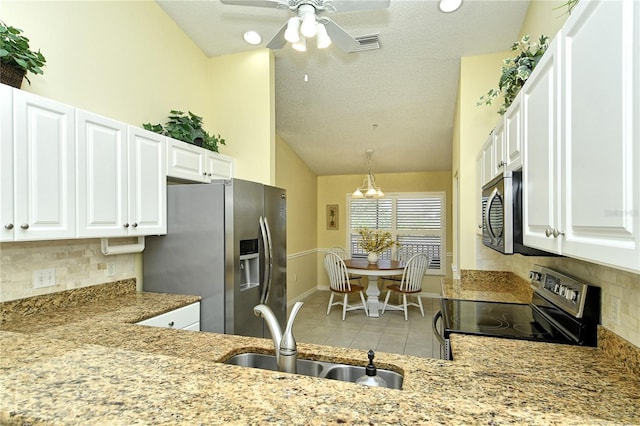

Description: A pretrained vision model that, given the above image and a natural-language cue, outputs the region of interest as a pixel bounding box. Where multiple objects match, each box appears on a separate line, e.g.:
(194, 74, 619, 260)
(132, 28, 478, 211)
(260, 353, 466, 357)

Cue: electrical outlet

(33, 268, 56, 288)
(610, 296, 621, 325)
(106, 262, 116, 277)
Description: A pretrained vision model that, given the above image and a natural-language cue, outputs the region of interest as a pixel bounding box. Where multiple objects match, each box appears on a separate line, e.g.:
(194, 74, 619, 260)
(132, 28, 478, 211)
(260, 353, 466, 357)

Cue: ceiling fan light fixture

(316, 22, 332, 49)
(439, 0, 463, 13)
(292, 36, 307, 52)
(299, 5, 318, 38)
(284, 17, 301, 43)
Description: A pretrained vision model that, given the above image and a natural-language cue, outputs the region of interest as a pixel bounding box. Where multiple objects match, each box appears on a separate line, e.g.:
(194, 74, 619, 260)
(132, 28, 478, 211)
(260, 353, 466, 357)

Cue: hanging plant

(143, 110, 226, 153)
(477, 34, 549, 115)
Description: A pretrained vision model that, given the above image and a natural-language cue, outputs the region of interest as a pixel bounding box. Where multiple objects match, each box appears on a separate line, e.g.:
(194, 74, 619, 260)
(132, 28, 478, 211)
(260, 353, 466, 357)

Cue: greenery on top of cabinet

(143, 110, 226, 153)
(477, 34, 549, 115)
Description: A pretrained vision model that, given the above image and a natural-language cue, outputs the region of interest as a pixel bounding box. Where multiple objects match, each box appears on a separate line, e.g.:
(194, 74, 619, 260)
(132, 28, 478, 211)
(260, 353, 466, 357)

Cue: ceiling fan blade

(323, 19, 360, 53)
(219, 0, 284, 9)
(266, 22, 288, 50)
(324, 0, 390, 13)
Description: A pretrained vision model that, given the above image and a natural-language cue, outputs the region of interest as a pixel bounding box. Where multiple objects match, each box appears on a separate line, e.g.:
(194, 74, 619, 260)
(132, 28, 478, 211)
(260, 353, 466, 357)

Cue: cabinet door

(504, 92, 522, 171)
(481, 135, 494, 186)
(205, 150, 234, 180)
(13, 90, 75, 241)
(492, 120, 505, 178)
(561, 0, 640, 271)
(0, 85, 13, 241)
(128, 127, 166, 236)
(522, 37, 562, 253)
(76, 110, 128, 237)
(166, 138, 206, 183)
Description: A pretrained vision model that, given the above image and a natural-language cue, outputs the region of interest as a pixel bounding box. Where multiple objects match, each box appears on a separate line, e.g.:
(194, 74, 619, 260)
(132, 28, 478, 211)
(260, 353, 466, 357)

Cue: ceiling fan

(219, 0, 390, 53)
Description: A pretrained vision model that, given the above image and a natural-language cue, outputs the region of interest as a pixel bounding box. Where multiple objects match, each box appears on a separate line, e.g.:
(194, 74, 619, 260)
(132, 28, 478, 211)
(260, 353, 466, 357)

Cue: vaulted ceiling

(157, 0, 530, 175)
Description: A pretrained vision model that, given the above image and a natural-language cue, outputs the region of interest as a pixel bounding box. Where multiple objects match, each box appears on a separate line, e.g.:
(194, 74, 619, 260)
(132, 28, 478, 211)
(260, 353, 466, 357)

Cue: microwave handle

(484, 187, 500, 244)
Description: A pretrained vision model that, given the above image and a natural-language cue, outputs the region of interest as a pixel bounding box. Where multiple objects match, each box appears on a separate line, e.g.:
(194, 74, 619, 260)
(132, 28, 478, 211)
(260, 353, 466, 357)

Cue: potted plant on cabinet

(143, 110, 226, 153)
(477, 34, 549, 115)
(0, 21, 46, 88)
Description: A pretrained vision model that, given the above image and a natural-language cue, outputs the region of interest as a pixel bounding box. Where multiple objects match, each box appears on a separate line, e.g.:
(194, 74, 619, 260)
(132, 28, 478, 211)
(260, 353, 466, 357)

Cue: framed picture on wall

(326, 204, 339, 230)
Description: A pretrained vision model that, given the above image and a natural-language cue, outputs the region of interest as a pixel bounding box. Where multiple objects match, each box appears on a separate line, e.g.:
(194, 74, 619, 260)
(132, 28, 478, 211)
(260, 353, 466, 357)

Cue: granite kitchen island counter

(1, 283, 638, 425)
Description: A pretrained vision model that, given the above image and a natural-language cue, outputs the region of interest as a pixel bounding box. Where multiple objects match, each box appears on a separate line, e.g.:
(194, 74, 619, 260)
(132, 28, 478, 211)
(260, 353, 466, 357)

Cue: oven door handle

(432, 310, 445, 346)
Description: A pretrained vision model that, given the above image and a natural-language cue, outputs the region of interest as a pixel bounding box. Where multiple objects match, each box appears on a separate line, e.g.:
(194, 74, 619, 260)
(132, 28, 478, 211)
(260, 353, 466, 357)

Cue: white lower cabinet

(523, 0, 640, 272)
(1, 87, 76, 241)
(77, 111, 166, 237)
(167, 138, 234, 183)
(136, 302, 200, 331)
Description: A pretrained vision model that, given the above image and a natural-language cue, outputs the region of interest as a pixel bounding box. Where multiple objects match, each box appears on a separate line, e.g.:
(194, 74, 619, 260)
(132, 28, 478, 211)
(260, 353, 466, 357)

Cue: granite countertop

(1, 280, 639, 425)
(441, 269, 533, 303)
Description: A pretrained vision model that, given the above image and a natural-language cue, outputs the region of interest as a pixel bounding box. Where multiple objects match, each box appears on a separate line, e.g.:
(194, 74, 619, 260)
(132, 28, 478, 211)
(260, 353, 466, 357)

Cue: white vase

(367, 252, 379, 264)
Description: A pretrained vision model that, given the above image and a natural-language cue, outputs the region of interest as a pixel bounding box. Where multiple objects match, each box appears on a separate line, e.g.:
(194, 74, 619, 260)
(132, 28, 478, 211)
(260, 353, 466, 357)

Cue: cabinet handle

(207, 173, 212, 177)
(545, 228, 564, 238)
(132, 223, 138, 228)
(123, 223, 130, 228)
(20, 223, 29, 230)
(168, 321, 175, 327)
(202, 172, 207, 176)
(4, 223, 14, 230)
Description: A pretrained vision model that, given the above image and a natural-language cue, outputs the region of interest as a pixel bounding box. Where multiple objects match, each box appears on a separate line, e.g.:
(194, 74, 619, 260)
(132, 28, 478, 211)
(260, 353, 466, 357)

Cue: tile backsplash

(476, 236, 640, 348)
(0, 239, 137, 302)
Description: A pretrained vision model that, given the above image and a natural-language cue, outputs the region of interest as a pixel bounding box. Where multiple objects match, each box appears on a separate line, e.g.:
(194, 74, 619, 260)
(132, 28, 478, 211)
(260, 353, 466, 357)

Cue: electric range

(433, 265, 600, 360)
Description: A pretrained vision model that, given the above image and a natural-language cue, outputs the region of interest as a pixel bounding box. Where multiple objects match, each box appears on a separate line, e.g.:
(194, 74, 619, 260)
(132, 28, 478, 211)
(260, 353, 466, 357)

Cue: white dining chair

(381, 253, 429, 321)
(324, 252, 369, 320)
(328, 246, 363, 283)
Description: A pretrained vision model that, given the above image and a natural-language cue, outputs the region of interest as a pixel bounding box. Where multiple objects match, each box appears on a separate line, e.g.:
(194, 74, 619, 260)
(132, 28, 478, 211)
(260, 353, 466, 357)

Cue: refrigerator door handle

(259, 216, 272, 304)
(263, 216, 274, 303)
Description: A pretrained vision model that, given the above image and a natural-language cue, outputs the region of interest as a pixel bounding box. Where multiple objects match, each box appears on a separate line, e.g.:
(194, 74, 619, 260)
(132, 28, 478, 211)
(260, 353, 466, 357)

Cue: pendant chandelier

(352, 149, 384, 198)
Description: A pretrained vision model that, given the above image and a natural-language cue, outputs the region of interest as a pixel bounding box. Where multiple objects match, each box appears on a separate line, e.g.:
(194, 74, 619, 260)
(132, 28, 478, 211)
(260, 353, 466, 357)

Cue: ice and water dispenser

(239, 239, 260, 291)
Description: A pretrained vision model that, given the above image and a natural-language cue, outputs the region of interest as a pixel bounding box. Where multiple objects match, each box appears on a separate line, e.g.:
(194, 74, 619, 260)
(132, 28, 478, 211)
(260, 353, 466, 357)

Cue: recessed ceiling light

(243, 31, 262, 45)
(439, 0, 462, 13)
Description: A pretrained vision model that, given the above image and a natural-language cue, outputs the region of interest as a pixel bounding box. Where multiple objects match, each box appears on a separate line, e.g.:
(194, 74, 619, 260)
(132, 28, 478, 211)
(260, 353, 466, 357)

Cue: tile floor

(292, 290, 443, 359)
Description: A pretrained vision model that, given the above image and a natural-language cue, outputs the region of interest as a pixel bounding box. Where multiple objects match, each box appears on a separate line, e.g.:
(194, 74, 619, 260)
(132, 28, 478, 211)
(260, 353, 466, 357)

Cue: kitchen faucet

(253, 301, 304, 374)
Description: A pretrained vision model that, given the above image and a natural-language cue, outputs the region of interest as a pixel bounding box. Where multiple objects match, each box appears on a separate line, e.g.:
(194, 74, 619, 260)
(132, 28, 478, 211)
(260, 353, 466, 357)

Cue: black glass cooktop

(441, 298, 572, 343)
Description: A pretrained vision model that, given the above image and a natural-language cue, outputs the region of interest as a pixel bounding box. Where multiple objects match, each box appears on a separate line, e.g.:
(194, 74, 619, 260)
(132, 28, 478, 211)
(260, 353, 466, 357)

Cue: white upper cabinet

(166, 138, 234, 183)
(559, 0, 639, 272)
(127, 126, 166, 236)
(9, 89, 76, 241)
(522, 36, 562, 254)
(504, 91, 523, 172)
(522, 0, 639, 272)
(0, 85, 13, 242)
(480, 92, 522, 187)
(77, 110, 166, 237)
(76, 110, 128, 237)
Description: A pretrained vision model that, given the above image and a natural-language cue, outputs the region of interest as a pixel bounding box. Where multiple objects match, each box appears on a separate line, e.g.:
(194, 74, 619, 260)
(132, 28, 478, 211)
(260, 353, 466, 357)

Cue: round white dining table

(343, 259, 406, 318)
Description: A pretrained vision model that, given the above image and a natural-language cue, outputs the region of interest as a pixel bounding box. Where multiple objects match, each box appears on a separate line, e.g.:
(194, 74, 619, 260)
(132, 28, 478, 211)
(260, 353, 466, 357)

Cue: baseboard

(288, 287, 319, 306)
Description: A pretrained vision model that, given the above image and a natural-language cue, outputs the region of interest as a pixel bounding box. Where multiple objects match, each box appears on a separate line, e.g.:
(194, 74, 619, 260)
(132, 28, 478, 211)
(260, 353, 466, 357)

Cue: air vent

(354, 34, 381, 51)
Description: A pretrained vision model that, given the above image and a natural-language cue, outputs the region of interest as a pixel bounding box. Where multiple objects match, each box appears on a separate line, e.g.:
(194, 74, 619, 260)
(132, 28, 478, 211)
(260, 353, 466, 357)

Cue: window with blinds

(348, 193, 445, 274)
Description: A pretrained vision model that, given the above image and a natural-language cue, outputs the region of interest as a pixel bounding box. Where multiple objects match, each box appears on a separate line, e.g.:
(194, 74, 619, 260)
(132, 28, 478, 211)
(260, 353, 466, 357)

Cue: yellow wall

(2, 0, 211, 132)
(317, 171, 452, 294)
(275, 135, 318, 301)
(455, 51, 506, 269)
(209, 50, 275, 185)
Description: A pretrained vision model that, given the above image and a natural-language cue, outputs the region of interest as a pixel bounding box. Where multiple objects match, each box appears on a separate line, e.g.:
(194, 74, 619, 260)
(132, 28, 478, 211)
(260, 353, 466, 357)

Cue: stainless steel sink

(224, 353, 403, 390)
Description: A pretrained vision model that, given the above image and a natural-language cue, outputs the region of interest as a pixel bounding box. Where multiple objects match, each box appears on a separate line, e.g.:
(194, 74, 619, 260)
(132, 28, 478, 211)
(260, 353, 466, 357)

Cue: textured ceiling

(157, 0, 530, 175)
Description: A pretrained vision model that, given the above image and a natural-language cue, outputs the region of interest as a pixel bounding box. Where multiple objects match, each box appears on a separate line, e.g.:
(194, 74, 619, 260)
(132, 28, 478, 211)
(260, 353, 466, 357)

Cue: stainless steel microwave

(482, 171, 554, 256)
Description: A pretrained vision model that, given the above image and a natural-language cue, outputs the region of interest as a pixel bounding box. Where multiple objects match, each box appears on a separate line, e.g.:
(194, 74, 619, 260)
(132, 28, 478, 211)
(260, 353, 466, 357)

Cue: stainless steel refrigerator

(143, 178, 286, 338)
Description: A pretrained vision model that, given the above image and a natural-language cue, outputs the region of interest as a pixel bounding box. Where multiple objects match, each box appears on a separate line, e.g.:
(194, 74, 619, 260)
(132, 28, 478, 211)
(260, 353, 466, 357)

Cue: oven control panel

(529, 266, 589, 318)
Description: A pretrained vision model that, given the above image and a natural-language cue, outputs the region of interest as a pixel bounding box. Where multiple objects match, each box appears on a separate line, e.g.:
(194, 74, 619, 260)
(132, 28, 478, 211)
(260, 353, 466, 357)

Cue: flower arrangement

(477, 34, 549, 115)
(357, 228, 398, 254)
